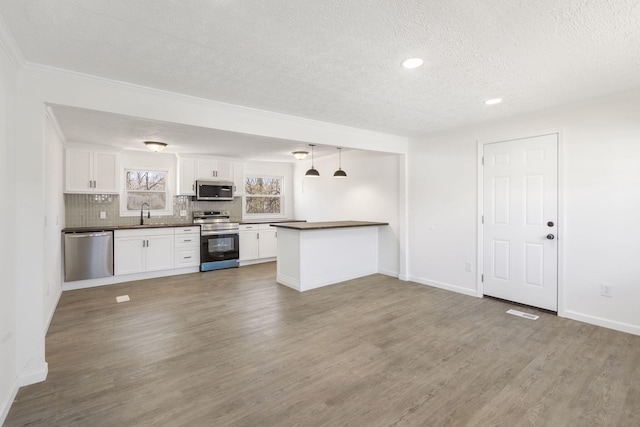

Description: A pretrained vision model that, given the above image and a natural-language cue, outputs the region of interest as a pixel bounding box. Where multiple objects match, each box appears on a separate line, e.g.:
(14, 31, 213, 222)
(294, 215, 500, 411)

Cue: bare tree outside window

(125, 170, 168, 210)
(245, 176, 283, 215)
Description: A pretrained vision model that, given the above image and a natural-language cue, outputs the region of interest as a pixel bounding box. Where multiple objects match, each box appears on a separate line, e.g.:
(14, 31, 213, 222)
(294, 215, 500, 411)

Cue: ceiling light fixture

(485, 98, 502, 105)
(292, 150, 309, 160)
(305, 144, 320, 177)
(401, 57, 424, 69)
(333, 147, 347, 178)
(144, 141, 167, 152)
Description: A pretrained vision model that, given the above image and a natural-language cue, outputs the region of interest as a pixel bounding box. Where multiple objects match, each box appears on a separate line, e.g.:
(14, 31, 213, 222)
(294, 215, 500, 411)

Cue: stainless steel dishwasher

(64, 231, 114, 281)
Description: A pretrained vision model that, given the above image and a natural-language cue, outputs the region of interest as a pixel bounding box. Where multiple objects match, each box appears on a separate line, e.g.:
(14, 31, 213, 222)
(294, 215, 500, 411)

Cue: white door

(483, 133, 558, 311)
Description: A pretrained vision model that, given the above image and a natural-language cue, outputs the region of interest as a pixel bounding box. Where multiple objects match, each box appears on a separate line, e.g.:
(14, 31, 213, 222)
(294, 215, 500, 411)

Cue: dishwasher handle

(66, 231, 112, 238)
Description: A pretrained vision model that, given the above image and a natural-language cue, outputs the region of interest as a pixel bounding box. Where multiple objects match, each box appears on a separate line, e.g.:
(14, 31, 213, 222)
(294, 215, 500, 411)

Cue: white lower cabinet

(174, 226, 200, 268)
(239, 224, 277, 262)
(114, 228, 175, 275)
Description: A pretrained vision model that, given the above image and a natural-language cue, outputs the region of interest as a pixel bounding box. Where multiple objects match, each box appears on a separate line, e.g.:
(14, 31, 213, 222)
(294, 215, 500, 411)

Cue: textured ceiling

(2, 0, 640, 139)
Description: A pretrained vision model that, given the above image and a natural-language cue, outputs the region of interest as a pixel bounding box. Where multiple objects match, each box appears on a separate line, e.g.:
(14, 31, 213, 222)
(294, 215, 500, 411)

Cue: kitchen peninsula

(271, 221, 389, 292)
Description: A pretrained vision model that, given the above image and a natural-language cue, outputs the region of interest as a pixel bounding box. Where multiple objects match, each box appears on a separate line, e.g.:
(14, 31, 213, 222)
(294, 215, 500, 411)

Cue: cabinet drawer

(175, 247, 200, 267)
(239, 224, 257, 231)
(174, 226, 200, 234)
(175, 234, 200, 247)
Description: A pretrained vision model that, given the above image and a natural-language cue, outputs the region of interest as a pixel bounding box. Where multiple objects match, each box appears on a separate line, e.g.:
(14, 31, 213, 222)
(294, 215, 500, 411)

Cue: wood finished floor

(6, 263, 640, 426)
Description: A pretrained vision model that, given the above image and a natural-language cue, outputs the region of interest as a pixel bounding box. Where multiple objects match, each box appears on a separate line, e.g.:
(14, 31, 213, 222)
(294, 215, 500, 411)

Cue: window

(244, 175, 284, 216)
(122, 169, 171, 215)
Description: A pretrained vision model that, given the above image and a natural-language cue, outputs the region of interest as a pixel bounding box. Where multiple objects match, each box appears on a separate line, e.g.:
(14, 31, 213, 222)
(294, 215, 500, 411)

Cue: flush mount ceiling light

(144, 141, 167, 152)
(292, 150, 309, 160)
(305, 144, 320, 177)
(401, 57, 424, 69)
(333, 147, 347, 178)
(485, 98, 503, 105)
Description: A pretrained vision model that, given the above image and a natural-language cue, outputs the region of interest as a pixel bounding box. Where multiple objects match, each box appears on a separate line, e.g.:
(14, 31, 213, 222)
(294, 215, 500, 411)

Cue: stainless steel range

(193, 211, 240, 271)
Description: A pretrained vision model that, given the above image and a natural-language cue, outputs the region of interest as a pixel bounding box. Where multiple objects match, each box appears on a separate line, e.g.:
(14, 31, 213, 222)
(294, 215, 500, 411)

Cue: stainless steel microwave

(196, 180, 235, 201)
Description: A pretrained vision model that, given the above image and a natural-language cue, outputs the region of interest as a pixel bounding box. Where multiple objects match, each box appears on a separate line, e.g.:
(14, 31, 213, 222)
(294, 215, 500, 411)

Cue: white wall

(293, 150, 401, 276)
(0, 34, 19, 425)
(43, 113, 65, 330)
(408, 89, 640, 335)
(244, 160, 294, 219)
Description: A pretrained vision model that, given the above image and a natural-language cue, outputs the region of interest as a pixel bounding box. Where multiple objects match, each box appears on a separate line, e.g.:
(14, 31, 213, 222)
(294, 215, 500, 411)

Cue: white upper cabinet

(178, 157, 197, 195)
(195, 157, 232, 181)
(177, 155, 243, 196)
(233, 162, 245, 196)
(65, 147, 119, 193)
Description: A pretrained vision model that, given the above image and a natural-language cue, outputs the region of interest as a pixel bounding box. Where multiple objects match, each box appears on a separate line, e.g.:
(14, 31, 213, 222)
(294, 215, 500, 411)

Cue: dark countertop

(240, 219, 306, 225)
(270, 221, 388, 230)
(62, 223, 198, 233)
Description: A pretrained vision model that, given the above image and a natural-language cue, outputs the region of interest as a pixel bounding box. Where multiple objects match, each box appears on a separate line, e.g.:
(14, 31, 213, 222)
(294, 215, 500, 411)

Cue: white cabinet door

(259, 229, 278, 259)
(178, 157, 196, 195)
(65, 148, 93, 192)
(196, 158, 216, 180)
(65, 148, 119, 193)
(239, 231, 259, 261)
(196, 158, 233, 181)
(114, 236, 146, 275)
(145, 235, 175, 271)
(214, 160, 233, 181)
(233, 162, 245, 196)
(94, 151, 118, 193)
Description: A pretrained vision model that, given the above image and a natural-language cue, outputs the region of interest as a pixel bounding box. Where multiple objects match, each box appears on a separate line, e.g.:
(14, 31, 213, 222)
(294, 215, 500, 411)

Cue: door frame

(476, 129, 565, 316)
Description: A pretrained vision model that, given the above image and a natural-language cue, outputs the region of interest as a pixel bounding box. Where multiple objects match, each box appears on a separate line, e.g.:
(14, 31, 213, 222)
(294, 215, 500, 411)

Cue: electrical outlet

(465, 262, 472, 272)
(99, 211, 107, 219)
(601, 283, 613, 297)
(180, 210, 187, 217)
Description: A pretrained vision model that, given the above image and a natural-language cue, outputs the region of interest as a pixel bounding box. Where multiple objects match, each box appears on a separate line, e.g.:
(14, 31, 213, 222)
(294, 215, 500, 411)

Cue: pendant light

(333, 147, 347, 178)
(305, 144, 320, 177)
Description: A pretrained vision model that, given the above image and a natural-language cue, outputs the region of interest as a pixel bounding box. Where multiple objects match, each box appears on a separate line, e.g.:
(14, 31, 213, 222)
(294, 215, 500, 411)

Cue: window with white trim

(121, 169, 172, 215)
(244, 175, 284, 217)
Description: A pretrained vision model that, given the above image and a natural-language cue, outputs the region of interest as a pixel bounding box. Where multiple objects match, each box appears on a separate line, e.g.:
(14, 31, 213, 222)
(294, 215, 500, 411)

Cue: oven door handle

(201, 231, 239, 236)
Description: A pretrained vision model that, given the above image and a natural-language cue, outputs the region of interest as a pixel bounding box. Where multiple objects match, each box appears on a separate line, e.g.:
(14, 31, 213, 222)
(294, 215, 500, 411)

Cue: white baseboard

(0, 377, 19, 426)
(276, 273, 301, 291)
(45, 287, 62, 333)
(277, 267, 378, 292)
(378, 268, 399, 278)
(239, 258, 275, 267)
(18, 362, 48, 387)
(63, 266, 200, 291)
(407, 276, 479, 298)
(563, 310, 640, 336)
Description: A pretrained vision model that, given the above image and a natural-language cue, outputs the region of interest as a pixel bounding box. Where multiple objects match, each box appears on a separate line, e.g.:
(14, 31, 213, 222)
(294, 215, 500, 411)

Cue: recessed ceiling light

(485, 98, 502, 105)
(401, 58, 424, 69)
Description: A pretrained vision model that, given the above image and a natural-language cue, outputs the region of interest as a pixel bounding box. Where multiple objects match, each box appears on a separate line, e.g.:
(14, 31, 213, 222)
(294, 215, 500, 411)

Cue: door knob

(546, 234, 555, 240)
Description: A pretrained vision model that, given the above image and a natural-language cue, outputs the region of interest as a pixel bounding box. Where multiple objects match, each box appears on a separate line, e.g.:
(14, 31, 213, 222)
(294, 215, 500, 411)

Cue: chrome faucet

(140, 203, 151, 225)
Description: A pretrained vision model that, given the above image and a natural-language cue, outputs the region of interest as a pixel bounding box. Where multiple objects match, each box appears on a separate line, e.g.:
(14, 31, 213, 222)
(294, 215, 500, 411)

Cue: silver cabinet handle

(184, 256, 191, 259)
